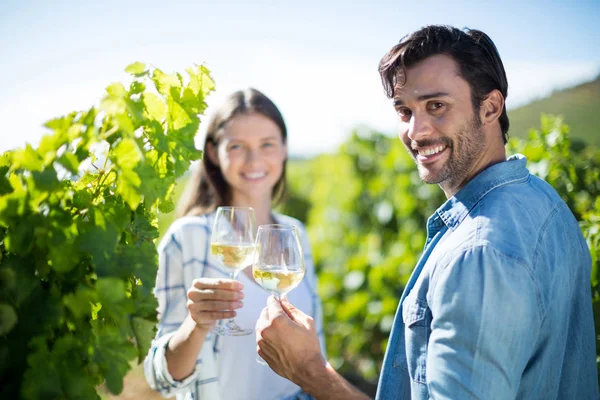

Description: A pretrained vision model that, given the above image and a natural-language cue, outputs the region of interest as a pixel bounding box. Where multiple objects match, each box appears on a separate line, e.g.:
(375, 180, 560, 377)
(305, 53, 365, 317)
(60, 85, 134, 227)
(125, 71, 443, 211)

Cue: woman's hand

(187, 278, 245, 329)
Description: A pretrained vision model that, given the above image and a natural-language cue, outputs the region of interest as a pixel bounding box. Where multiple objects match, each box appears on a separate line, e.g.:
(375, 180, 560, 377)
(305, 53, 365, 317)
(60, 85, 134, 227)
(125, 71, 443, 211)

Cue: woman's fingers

(187, 287, 244, 302)
(189, 300, 243, 312)
(188, 278, 245, 302)
(186, 278, 245, 326)
(193, 310, 237, 321)
(192, 278, 243, 290)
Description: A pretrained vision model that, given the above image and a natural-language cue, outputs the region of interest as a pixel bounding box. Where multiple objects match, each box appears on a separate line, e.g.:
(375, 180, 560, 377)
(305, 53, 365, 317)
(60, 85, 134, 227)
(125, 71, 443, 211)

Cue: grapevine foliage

(0, 62, 215, 398)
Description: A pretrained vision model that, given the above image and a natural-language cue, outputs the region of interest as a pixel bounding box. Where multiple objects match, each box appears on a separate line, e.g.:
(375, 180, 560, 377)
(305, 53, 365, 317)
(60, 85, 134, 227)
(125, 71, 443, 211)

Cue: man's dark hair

(379, 25, 509, 143)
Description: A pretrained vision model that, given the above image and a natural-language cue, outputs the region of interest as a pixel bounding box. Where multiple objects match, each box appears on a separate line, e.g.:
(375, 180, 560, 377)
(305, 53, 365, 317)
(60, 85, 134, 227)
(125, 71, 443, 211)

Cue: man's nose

(407, 113, 433, 143)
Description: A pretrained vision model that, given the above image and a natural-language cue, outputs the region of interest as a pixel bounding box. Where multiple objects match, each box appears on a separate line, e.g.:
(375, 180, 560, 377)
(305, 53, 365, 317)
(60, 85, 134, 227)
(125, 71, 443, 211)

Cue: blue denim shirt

(376, 155, 598, 399)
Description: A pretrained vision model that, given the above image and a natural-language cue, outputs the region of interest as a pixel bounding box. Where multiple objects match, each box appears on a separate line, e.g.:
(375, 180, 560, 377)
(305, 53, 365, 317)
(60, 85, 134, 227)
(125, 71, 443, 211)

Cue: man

(256, 25, 598, 399)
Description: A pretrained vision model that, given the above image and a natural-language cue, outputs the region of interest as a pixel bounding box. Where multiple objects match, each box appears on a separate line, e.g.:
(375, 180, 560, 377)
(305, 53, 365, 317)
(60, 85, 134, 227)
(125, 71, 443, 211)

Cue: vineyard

(0, 63, 598, 398)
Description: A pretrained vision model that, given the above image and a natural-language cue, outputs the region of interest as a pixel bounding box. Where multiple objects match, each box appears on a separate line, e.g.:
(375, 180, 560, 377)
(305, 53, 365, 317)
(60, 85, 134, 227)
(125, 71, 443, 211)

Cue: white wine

(210, 243, 255, 273)
(252, 267, 305, 295)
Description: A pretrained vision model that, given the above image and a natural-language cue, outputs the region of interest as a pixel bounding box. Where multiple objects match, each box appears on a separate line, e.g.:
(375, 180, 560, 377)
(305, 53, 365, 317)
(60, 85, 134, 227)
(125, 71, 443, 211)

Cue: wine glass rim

(217, 206, 255, 211)
(257, 224, 297, 231)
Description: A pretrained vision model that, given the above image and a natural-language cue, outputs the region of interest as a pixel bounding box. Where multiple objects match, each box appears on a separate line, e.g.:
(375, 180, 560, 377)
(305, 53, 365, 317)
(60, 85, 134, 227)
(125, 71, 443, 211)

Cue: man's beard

(414, 115, 485, 188)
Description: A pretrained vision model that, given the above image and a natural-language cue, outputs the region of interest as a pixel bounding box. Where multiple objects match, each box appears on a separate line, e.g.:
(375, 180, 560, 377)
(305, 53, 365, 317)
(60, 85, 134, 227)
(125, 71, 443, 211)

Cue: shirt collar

(436, 154, 529, 231)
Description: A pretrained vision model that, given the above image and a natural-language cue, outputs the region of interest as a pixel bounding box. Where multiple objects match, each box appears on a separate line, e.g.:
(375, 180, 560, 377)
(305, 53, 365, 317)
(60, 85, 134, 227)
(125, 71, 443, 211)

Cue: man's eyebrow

(393, 92, 450, 106)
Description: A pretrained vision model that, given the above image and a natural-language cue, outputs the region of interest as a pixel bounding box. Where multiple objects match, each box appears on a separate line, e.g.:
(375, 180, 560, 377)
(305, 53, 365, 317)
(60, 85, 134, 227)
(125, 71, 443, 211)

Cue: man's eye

(428, 102, 444, 111)
(396, 108, 412, 118)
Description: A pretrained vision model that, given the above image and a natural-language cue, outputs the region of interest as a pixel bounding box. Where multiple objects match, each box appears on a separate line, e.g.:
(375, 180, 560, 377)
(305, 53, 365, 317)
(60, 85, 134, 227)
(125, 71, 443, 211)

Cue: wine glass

(253, 224, 305, 363)
(209, 206, 256, 336)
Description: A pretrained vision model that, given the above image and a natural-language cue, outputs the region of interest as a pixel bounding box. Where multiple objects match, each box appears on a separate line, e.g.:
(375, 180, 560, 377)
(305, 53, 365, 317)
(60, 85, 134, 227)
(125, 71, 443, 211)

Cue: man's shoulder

(445, 176, 579, 265)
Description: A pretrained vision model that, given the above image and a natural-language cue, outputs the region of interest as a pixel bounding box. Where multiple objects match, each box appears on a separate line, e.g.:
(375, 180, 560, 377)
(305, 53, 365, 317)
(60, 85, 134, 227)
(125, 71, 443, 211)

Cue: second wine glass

(253, 224, 305, 364)
(252, 224, 306, 302)
(209, 206, 256, 336)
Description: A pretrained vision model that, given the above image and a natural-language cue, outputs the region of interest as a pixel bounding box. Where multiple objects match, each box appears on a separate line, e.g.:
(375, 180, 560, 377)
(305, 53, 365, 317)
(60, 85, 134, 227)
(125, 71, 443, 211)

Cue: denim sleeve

(427, 244, 542, 399)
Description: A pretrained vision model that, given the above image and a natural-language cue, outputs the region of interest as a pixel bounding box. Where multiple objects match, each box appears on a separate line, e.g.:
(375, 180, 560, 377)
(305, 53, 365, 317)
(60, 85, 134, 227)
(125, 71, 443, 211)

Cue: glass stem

(227, 271, 238, 325)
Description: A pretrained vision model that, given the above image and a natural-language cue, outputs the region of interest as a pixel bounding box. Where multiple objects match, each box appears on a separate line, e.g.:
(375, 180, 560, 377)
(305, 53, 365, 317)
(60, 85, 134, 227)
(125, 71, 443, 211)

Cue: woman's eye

(228, 144, 242, 151)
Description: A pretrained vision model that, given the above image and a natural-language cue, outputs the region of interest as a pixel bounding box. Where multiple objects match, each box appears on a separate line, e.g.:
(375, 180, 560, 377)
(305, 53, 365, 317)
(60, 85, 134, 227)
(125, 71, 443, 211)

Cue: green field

(508, 76, 600, 146)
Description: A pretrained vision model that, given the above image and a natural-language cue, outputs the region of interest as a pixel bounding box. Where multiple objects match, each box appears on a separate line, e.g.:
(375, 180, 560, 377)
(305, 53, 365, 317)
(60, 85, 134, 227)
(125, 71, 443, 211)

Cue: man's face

(393, 54, 487, 196)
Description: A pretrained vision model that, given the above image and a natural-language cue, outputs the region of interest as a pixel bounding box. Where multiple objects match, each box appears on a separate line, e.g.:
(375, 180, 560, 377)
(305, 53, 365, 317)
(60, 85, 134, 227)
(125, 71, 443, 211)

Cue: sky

(1, 0, 599, 157)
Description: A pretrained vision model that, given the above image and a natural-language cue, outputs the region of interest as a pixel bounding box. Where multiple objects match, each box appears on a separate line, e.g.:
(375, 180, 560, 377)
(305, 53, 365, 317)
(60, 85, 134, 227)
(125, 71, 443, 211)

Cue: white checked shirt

(144, 212, 325, 400)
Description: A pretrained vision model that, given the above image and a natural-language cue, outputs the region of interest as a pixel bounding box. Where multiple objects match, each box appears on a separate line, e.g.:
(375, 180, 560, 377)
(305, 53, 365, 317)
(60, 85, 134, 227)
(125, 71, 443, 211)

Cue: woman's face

(211, 112, 286, 205)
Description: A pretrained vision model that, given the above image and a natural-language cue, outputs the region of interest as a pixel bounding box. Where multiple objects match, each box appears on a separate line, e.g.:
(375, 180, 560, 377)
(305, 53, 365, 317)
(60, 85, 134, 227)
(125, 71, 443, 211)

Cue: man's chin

(417, 168, 444, 185)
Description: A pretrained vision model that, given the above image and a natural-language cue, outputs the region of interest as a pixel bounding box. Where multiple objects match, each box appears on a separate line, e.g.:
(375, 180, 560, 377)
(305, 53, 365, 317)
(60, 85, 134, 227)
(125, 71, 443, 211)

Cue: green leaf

(57, 151, 80, 175)
(143, 92, 167, 122)
(0, 166, 13, 195)
(31, 167, 60, 191)
(186, 64, 216, 98)
(158, 197, 174, 213)
(104, 365, 124, 394)
(113, 138, 143, 209)
(114, 137, 142, 170)
(48, 242, 80, 273)
(106, 82, 127, 98)
(63, 288, 96, 318)
(131, 317, 156, 363)
(125, 62, 147, 76)
(0, 303, 18, 335)
(11, 144, 44, 171)
(116, 171, 142, 209)
(167, 98, 193, 132)
(0, 267, 16, 291)
(96, 277, 126, 303)
(152, 68, 181, 98)
(5, 222, 34, 254)
(78, 223, 119, 262)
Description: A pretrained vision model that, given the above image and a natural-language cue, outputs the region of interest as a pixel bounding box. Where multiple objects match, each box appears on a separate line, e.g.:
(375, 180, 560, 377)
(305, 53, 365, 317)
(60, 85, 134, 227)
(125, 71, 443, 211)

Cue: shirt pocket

(397, 296, 431, 384)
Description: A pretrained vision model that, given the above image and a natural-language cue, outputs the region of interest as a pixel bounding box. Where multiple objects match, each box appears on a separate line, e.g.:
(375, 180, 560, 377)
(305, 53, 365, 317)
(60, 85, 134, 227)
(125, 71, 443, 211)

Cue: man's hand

(257, 296, 371, 400)
(256, 295, 326, 384)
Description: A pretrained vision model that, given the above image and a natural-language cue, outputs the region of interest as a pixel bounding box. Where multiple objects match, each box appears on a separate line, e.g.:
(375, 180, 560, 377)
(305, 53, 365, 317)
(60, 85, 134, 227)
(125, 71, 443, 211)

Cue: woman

(144, 88, 324, 400)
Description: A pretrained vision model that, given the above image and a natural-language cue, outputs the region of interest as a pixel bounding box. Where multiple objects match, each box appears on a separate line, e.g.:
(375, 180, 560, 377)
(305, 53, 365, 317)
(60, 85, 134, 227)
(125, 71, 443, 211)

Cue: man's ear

(480, 89, 504, 125)
(206, 141, 219, 165)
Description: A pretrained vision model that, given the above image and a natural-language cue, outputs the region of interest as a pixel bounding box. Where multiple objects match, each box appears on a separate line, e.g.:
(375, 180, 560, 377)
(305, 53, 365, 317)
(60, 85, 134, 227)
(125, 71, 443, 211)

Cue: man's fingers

(266, 295, 286, 315)
(256, 305, 269, 332)
(279, 296, 300, 317)
(279, 296, 314, 328)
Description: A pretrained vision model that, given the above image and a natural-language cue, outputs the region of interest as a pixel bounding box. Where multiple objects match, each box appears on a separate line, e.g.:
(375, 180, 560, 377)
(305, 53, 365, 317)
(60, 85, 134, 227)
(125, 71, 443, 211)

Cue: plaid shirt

(144, 212, 324, 400)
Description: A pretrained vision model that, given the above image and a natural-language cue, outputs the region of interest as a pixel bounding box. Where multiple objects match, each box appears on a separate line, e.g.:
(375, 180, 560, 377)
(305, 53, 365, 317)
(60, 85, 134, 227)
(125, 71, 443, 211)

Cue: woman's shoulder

(273, 212, 306, 230)
(158, 214, 214, 249)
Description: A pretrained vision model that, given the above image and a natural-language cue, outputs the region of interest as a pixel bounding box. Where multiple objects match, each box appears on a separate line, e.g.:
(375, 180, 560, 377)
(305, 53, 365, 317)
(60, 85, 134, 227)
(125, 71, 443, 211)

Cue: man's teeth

(245, 172, 266, 179)
(418, 145, 445, 156)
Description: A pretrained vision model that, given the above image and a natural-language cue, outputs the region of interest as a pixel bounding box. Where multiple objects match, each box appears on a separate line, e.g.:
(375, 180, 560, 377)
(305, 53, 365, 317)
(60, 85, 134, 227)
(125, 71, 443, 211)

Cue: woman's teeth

(244, 172, 266, 179)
